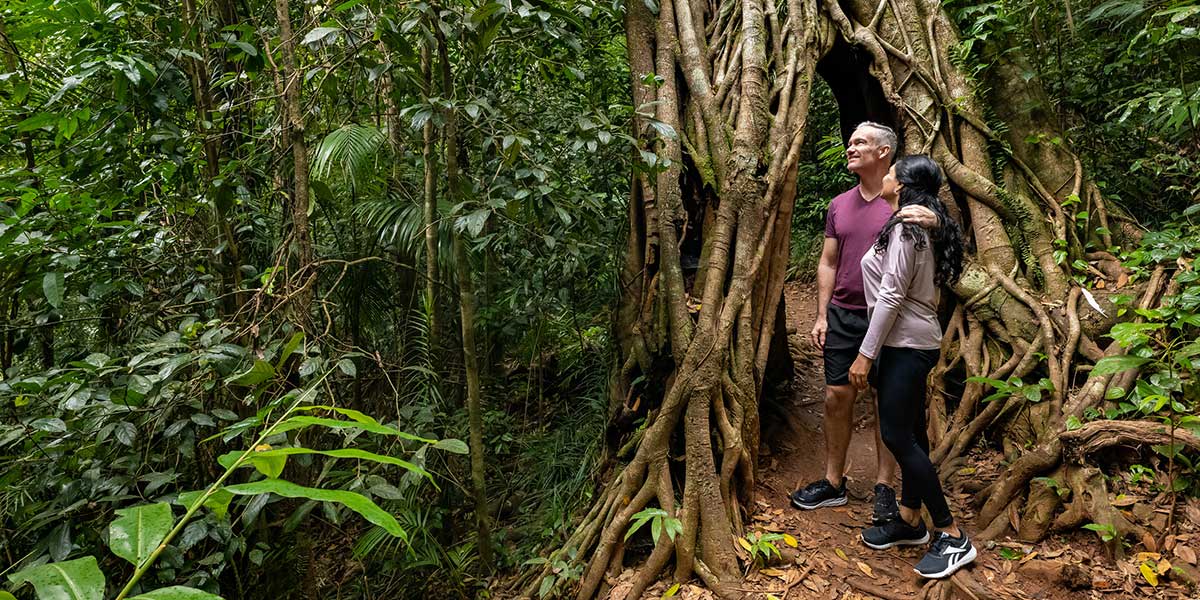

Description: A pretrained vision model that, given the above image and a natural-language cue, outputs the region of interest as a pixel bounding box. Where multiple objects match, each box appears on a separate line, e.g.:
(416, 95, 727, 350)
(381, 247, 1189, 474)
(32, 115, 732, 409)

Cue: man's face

(846, 127, 887, 174)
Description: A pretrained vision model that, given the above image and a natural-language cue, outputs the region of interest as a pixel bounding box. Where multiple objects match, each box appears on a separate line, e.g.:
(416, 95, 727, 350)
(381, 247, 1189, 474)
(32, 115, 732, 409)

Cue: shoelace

(929, 532, 954, 555)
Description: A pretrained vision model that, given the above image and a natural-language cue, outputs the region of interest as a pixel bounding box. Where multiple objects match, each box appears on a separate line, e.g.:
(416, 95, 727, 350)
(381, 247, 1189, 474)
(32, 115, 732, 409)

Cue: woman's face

(881, 165, 901, 201)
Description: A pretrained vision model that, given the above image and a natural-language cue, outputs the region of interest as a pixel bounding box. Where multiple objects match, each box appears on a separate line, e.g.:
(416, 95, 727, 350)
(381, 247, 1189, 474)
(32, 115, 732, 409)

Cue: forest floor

(605, 282, 1200, 600)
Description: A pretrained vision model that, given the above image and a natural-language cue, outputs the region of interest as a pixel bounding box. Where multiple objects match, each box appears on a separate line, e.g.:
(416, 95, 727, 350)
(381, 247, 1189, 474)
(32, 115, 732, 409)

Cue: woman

(847, 155, 973, 579)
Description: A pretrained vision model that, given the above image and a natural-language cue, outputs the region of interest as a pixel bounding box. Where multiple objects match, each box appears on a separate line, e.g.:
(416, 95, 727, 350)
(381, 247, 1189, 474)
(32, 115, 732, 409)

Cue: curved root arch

(515, 0, 1148, 597)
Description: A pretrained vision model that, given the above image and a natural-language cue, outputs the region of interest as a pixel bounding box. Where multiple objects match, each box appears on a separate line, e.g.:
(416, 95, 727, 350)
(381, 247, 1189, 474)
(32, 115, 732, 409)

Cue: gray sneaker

(914, 531, 977, 579)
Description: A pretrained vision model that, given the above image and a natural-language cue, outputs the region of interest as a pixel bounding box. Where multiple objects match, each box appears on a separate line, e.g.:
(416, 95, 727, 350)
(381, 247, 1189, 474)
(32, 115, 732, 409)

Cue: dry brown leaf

(1155, 558, 1172, 575)
(1175, 545, 1197, 565)
(761, 568, 787, 579)
(856, 561, 875, 578)
(1041, 548, 1065, 558)
(1116, 271, 1129, 289)
(1142, 531, 1159, 552)
(1112, 494, 1138, 507)
(1134, 552, 1162, 563)
(1019, 551, 1039, 564)
(802, 579, 821, 593)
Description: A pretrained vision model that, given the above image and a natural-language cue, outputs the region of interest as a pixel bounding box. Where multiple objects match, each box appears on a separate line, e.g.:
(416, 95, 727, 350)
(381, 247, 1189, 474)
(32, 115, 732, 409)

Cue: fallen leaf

(1042, 548, 1065, 558)
(1140, 562, 1159, 587)
(1156, 558, 1172, 575)
(1142, 531, 1159, 552)
(835, 548, 849, 562)
(1096, 279, 1107, 289)
(761, 568, 787, 579)
(856, 561, 875, 578)
(1134, 552, 1162, 563)
(1112, 494, 1138, 507)
(662, 583, 680, 598)
(1019, 551, 1039, 564)
(738, 537, 753, 552)
(1176, 545, 1197, 565)
(1116, 271, 1129, 289)
(802, 579, 821, 593)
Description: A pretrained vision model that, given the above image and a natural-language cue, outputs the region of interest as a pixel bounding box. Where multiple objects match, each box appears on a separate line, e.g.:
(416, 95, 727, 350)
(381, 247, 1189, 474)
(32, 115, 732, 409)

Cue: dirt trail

(615, 282, 1196, 599)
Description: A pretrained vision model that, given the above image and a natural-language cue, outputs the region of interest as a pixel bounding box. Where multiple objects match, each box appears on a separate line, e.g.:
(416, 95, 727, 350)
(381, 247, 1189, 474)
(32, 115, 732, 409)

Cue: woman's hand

(849, 354, 873, 390)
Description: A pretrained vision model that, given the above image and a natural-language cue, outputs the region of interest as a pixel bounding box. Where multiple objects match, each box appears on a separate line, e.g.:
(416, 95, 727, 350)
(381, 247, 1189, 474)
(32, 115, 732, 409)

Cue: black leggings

(872, 346, 953, 528)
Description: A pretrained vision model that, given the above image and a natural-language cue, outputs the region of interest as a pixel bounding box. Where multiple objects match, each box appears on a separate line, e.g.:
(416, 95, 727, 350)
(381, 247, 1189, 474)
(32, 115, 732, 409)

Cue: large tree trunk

(522, 0, 1154, 597)
(272, 0, 316, 321)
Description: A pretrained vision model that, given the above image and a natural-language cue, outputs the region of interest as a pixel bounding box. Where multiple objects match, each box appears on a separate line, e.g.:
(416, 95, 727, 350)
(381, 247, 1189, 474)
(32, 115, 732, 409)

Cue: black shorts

(823, 303, 869, 386)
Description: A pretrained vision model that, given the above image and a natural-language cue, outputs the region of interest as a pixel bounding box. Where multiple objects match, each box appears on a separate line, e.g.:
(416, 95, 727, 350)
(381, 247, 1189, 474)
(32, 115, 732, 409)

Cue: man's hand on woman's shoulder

(898, 205, 940, 229)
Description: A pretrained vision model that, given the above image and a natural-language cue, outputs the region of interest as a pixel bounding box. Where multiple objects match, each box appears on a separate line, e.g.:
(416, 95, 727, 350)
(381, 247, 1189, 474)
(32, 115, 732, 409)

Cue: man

(790, 122, 938, 525)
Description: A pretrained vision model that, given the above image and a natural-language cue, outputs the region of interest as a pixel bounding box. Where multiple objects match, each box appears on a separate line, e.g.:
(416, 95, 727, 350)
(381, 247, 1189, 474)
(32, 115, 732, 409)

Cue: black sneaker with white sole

(872, 483, 900, 525)
(789, 478, 847, 510)
(914, 531, 977, 579)
(861, 517, 930, 550)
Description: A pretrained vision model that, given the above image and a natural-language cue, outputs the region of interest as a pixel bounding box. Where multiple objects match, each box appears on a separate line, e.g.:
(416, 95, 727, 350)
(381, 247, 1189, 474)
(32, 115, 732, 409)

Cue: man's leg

(823, 383, 857, 485)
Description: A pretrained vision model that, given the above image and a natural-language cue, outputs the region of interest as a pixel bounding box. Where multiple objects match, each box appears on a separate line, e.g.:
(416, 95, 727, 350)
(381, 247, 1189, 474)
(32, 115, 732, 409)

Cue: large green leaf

(109, 502, 174, 566)
(7, 557, 104, 600)
(127, 586, 223, 600)
(217, 447, 432, 481)
(270, 415, 433, 443)
(176, 488, 235, 520)
(43, 272, 64, 308)
(1092, 355, 1152, 376)
(225, 360, 275, 386)
(224, 480, 405, 539)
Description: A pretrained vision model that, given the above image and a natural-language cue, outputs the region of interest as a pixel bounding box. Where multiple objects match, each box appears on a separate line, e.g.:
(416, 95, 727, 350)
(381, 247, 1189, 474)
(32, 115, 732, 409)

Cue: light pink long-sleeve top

(858, 225, 943, 359)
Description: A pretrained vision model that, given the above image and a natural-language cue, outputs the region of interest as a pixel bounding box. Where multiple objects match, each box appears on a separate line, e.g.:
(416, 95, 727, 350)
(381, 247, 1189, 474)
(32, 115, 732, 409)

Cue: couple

(790, 122, 976, 579)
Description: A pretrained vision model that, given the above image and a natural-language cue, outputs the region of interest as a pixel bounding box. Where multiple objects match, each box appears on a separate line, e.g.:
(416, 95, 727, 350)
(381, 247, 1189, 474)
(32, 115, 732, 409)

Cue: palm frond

(311, 123, 388, 189)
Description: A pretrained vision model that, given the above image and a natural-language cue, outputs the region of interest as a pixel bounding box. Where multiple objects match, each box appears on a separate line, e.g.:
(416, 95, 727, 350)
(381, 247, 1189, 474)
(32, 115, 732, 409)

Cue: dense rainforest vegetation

(0, 0, 1197, 597)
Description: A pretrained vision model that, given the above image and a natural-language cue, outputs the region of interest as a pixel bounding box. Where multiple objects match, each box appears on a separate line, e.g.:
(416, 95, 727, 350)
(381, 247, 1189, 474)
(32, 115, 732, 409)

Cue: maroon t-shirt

(824, 185, 895, 311)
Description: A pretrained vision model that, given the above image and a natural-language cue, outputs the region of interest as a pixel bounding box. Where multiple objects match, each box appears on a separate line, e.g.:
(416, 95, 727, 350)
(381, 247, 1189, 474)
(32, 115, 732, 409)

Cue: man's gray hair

(855, 121, 898, 157)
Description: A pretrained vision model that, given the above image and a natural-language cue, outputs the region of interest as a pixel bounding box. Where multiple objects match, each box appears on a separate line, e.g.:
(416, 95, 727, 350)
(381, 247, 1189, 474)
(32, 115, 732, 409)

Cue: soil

(605, 282, 1200, 600)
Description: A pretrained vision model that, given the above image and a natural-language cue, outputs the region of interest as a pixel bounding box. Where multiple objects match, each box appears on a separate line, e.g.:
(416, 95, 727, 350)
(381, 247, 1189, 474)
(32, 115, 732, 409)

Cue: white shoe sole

(915, 545, 978, 579)
(791, 495, 848, 510)
(860, 531, 931, 550)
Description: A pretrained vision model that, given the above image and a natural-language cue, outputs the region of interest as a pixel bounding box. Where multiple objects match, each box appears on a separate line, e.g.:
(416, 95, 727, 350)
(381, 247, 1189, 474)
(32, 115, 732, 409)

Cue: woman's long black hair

(874, 155, 965, 286)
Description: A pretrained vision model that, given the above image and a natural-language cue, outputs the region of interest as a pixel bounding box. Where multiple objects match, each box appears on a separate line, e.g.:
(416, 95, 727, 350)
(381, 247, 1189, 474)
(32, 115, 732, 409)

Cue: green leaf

(336, 358, 356, 376)
(127, 586, 223, 600)
(217, 448, 432, 481)
(433, 438, 469, 454)
(177, 488, 235, 520)
(301, 26, 341, 45)
(251, 452, 287, 479)
(109, 503, 174, 566)
(7, 557, 105, 600)
(1092, 355, 1151, 376)
(270, 415, 433, 443)
(230, 360, 275, 386)
(276, 332, 305, 370)
(0, 591, 16, 600)
(43, 272, 64, 308)
(16, 113, 57, 132)
(224, 479, 405, 539)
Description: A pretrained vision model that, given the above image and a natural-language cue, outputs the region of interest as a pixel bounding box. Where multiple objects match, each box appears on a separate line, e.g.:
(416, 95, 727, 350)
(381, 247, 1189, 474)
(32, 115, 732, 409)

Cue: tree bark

(438, 25, 493, 570)
(272, 0, 315, 321)
(421, 40, 440, 353)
